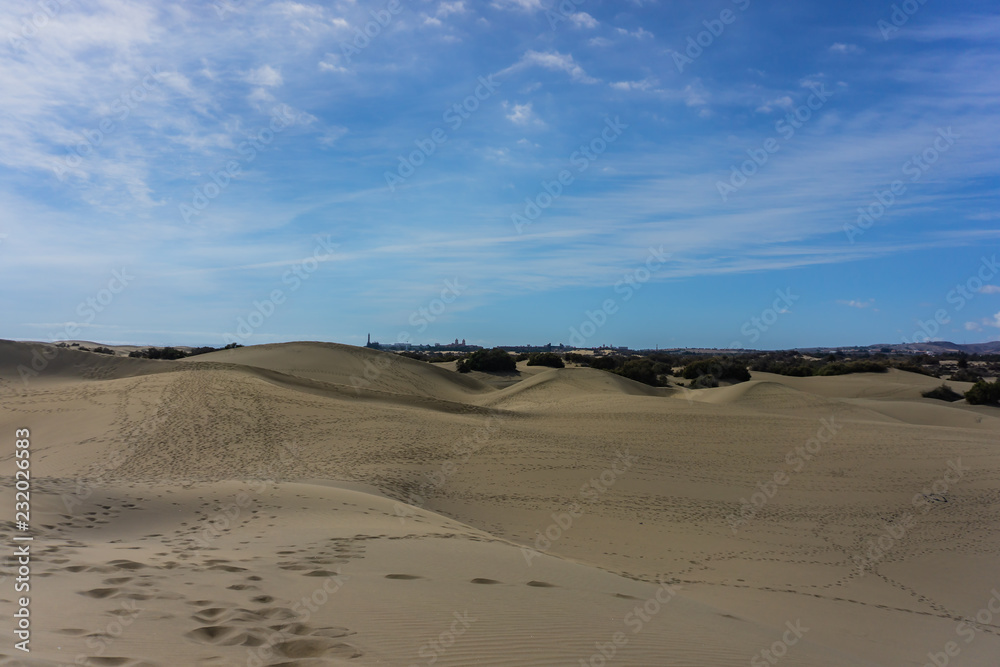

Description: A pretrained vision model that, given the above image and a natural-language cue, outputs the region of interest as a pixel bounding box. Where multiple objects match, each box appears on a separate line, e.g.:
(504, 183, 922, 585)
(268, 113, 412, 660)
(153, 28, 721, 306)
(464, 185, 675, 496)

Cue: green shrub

(949, 368, 982, 383)
(921, 384, 963, 402)
(965, 380, 1000, 406)
(612, 359, 662, 386)
(456, 347, 516, 373)
(129, 346, 189, 360)
(564, 352, 589, 365)
(682, 357, 750, 383)
(526, 352, 564, 368)
(92, 346, 115, 355)
(689, 374, 719, 389)
(588, 355, 623, 371)
(816, 360, 888, 376)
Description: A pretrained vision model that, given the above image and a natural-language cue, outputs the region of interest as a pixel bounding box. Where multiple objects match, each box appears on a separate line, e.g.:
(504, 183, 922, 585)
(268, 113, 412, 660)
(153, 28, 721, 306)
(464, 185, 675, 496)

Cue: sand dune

(184, 342, 491, 402)
(482, 367, 666, 410)
(1, 340, 999, 666)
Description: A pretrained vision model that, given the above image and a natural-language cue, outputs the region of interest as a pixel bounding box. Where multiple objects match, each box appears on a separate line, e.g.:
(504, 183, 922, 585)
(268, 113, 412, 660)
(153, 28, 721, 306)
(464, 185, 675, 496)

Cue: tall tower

(367, 333, 370, 346)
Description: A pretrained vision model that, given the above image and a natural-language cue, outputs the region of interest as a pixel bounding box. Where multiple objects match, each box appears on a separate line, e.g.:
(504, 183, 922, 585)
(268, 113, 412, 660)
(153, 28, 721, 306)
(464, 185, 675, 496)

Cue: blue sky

(1, 0, 998, 350)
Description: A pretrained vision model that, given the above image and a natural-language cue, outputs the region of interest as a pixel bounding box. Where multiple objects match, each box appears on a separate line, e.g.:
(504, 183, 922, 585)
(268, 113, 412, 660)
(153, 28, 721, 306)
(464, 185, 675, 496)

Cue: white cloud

(615, 26, 653, 39)
(979, 285, 1000, 294)
(501, 50, 598, 84)
(965, 321, 983, 331)
(611, 78, 656, 92)
(244, 65, 283, 87)
(319, 126, 348, 147)
(319, 55, 348, 73)
(491, 0, 543, 11)
(756, 96, 794, 113)
(682, 83, 708, 108)
(829, 42, 863, 54)
(570, 12, 598, 28)
(838, 298, 876, 309)
(438, 1, 466, 16)
(503, 101, 539, 126)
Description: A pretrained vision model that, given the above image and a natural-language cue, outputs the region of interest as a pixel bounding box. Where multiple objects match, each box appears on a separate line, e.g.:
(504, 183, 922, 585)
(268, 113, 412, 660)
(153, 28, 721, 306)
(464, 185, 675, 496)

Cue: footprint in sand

(272, 637, 363, 660)
(80, 587, 120, 599)
(470, 578, 501, 584)
(385, 573, 422, 580)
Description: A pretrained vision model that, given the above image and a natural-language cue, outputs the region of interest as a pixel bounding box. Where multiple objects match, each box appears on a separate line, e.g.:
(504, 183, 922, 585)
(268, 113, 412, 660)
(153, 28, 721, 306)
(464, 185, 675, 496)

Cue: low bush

(816, 360, 888, 376)
(689, 374, 719, 389)
(526, 352, 564, 368)
(949, 368, 982, 383)
(681, 357, 750, 383)
(456, 347, 516, 373)
(965, 380, 1000, 406)
(129, 346, 188, 360)
(892, 362, 936, 376)
(588, 355, 623, 371)
(612, 359, 662, 386)
(921, 384, 963, 402)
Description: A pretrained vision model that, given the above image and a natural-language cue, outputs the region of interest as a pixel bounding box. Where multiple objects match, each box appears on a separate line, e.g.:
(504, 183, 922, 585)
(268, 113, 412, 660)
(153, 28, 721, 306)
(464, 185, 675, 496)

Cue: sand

(1, 339, 998, 666)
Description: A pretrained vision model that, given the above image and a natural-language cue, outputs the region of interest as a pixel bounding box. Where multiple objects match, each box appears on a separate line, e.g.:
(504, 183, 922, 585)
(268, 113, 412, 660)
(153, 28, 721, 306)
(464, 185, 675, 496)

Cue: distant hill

(866, 340, 1000, 355)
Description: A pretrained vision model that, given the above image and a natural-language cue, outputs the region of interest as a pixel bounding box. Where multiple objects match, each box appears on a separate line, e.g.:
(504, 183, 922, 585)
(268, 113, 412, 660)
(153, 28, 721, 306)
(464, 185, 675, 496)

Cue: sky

(0, 0, 998, 350)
